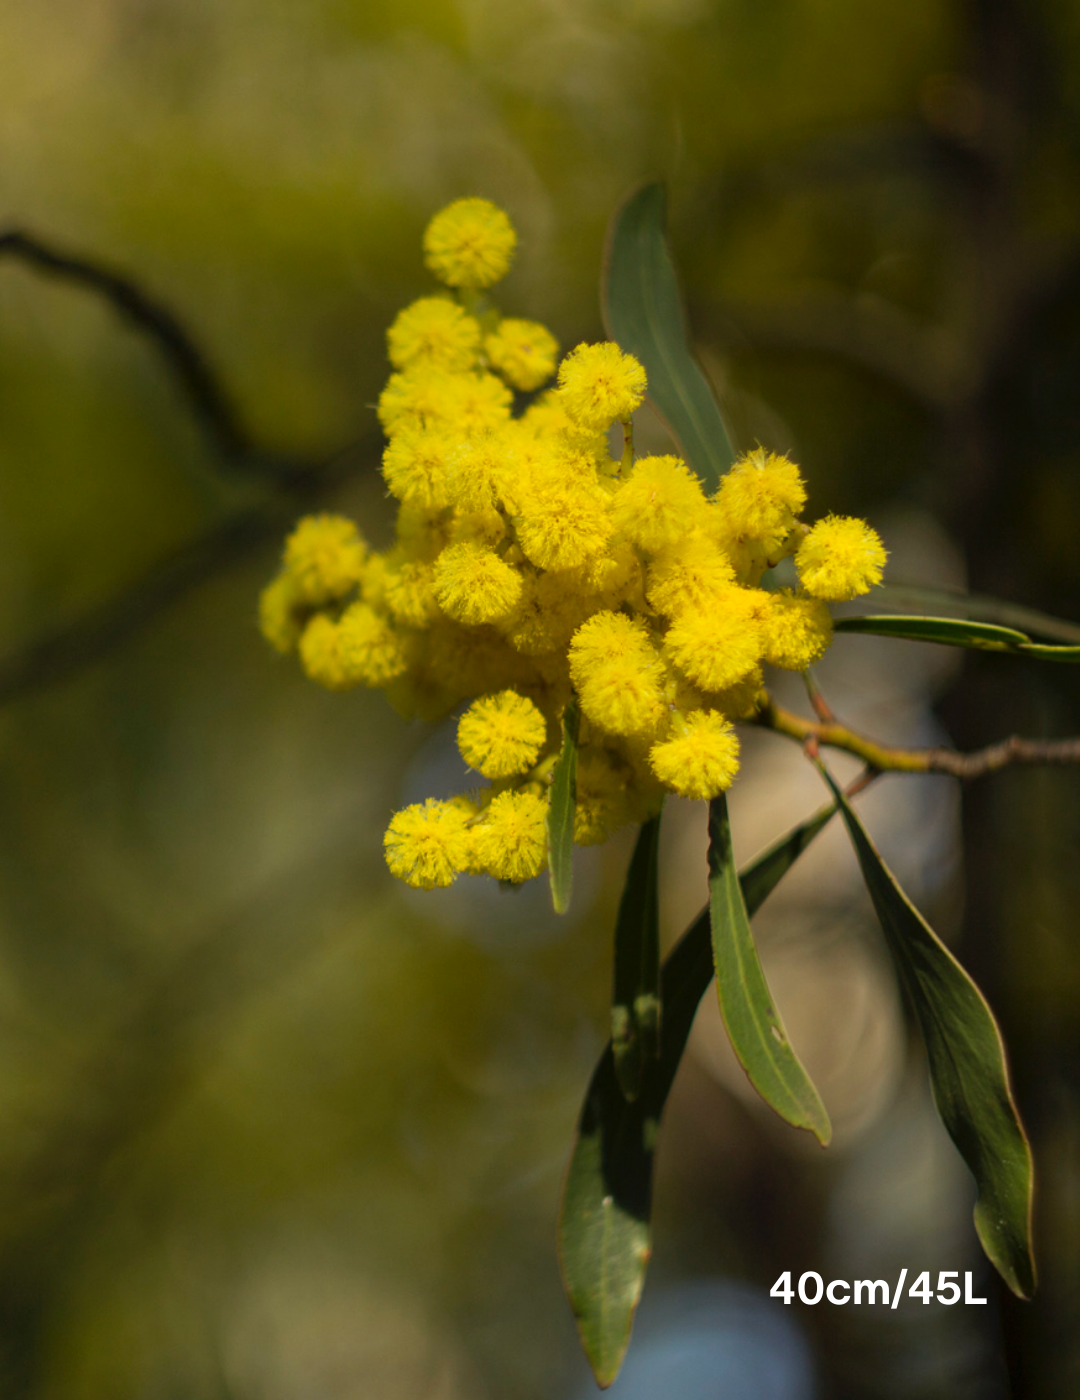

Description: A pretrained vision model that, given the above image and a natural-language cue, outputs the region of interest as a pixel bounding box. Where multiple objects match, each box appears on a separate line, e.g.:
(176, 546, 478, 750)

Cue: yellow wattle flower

(514, 471, 612, 572)
(260, 195, 888, 892)
(423, 197, 517, 290)
(383, 798, 475, 889)
(387, 296, 481, 372)
(485, 318, 559, 391)
(649, 710, 740, 799)
(433, 542, 523, 626)
(611, 454, 707, 554)
(382, 555, 440, 628)
(714, 448, 807, 543)
(645, 531, 735, 617)
(578, 656, 668, 740)
(471, 790, 549, 881)
(457, 690, 547, 779)
(761, 590, 834, 671)
(664, 591, 766, 693)
(556, 342, 647, 434)
(797, 515, 887, 600)
(283, 514, 367, 606)
(381, 426, 456, 510)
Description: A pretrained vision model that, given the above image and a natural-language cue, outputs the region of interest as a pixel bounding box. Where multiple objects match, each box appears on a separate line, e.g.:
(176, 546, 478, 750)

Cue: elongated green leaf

(834, 614, 1031, 649)
(837, 612, 1080, 662)
(815, 762, 1036, 1298)
(708, 793, 831, 1145)
(547, 699, 579, 914)
(611, 815, 662, 1103)
(1015, 642, 1080, 662)
(558, 802, 835, 1388)
(603, 182, 735, 491)
(871, 581, 1080, 644)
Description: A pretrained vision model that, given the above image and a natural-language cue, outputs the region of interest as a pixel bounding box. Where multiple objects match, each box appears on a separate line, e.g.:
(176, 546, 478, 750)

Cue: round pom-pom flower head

(283, 514, 367, 606)
(383, 798, 474, 889)
(556, 342, 647, 434)
(484, 318, 559, 392)
(612, 454, 707, 554)
(796, 515, 887, 600)
(423, 198, 517, 290)
(457, 691, 547, 779)
(761, 591, 834, 671)
(471, 790, 549, 882)
(649, 710, 741, 800)
(387, 297, 481, 372)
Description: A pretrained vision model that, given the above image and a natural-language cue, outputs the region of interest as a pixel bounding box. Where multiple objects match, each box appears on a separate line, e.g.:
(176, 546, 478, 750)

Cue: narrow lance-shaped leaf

(835, 613, 1080, 662)
(611, 814, 662, 1103)
(708, 793, 831, 1145)
(603, 182, 736, 491)
(558, 802, 835, 1388)
(834, 614, 1032, 650)
(1014, 641, 1080, 662)
(815, 761, 1036, 1299)
(547, 699, 579, 915)
(871, 581, 1080, 644)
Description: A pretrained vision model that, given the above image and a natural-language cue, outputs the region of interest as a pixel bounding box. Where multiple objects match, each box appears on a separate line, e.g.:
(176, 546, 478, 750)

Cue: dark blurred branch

(0, 437, 374, 708)
(0, 227, 317, 480)
(756, 694, 1080, 778)
(0, 230, 383, 705)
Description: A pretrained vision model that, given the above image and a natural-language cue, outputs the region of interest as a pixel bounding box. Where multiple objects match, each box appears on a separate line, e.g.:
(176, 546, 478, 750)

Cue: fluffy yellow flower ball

(434, 542, 523, 626)
(387, 297, 482, 372)
(577, 656, 667, 739)
(761, 591, 834, 671)
(664, 591, 766, 693)
(568, 611, 655, 687)
(423, 198, 517, 289)
(381, 426, 455, 510)
(649, 710, 741, 799)
(797, 516, 887, 600)
(556, 342, 647, 434)
(514, 472, 612, 572)
(457, 690, 547, 778)
(714, 448, 807, 543)
(298, 605, 411, 690)
(283, 514, 367, 606)
(471, 790, 549, 881)
(485, 318, 559, 392)
(383, 798, 475, 889)
(645, 532, 735, 617)
(611, 454, 707, 554)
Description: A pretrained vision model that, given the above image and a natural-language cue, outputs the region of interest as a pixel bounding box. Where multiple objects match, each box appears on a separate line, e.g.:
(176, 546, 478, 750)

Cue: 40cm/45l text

(771, 1270, 988, 1308)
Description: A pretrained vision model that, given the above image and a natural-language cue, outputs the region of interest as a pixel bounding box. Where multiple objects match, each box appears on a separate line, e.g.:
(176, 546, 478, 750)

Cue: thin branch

(754, 695, 1080, 780)
(0, 437, 375, 708)
(0, 227, 314, 480)
(0, 229, 383, 704)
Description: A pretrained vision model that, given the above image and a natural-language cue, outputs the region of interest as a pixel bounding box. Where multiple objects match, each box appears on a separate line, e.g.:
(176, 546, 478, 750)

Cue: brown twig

(754, 695, 1080, 780)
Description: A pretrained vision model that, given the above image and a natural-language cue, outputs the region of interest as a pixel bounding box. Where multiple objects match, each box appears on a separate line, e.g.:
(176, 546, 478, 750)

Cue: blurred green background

(1, 0, 1079, 1396)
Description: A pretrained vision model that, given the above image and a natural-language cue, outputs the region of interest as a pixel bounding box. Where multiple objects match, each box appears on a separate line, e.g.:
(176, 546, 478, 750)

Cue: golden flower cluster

(260, 198, 887, 891)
